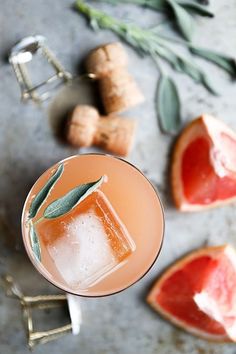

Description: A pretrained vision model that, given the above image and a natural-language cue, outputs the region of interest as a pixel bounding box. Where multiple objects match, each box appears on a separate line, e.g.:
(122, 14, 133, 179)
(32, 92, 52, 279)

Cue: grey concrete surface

(1, 1, 236, 353)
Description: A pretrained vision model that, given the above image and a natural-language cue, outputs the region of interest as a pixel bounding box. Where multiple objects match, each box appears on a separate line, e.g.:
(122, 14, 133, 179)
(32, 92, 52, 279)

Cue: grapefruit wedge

(147, 245, 236, 342)
(171, 115, 236, 211)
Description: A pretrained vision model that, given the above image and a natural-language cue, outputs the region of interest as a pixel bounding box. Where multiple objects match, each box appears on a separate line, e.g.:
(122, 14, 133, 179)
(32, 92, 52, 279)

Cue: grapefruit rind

(171, 115, 236, 212)
(147, 245, 233, 342)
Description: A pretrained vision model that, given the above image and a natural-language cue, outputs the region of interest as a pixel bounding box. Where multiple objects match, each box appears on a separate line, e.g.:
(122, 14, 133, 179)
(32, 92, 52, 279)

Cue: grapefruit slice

(147, 245, 236, 342)
(171, 115, 236, 211)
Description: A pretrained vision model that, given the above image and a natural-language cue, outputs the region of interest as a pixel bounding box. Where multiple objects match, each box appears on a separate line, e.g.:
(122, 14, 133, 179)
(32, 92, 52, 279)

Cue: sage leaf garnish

(177, 1, 214, 17)
(44, 175, 105, 219)
(29, 164, 64, 219)
(190, 46, 236, 77)
(166, 0, 195, 41)
(157, 75, 181, 134)
(30, 222, 41, 262)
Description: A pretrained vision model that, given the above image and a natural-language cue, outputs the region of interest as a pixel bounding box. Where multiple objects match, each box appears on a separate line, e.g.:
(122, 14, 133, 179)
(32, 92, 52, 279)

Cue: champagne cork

(86, 42, 128, 78)
(86, 42, 144, 114)
(94, 115, 136, 156)
(67, 105, 136, 156)
(99, 67, 144, 115)
(67, 105, 99, 147)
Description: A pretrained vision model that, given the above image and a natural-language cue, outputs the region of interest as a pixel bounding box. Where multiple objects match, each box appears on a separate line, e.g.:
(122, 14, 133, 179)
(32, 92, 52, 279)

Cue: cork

(67, 105, 136, 156)
(66, 105, 99, 147)
(94, 116, 136, 156)
(86, 42, 144, 114)
(86, 42, 128, 78)
(99, 67, 144, 114)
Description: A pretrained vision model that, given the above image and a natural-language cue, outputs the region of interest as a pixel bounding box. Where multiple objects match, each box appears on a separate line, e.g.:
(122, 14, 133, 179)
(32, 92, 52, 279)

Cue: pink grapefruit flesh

(147, 245, 236, 341)
(172, 115, 236, 211)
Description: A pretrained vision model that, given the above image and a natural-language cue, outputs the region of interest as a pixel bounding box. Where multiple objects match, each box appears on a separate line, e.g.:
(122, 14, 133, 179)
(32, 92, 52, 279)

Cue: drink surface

(22, 154, 164, 296)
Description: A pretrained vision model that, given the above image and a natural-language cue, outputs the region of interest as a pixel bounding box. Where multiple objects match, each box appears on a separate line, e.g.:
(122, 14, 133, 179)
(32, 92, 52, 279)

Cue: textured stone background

(1, 1, 236, 353)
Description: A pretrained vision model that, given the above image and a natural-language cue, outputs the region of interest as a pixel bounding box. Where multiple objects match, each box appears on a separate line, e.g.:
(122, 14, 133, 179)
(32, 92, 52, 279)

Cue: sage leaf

(153, 41, 218, 94)
(153, 42, 182, 69)
(143, 0, 167, 11)
(166, 0, 195, 41)
(100, 0, 213, 16)
(177, 0, 214, 17)
(190, 46, 236, 76)
(29, 164, 64, 219)
(201, 73, 219, 95)
(44, 176, 105, 219)
(102, 0, 167, 12)
(197, 0, 210, 4)
(177, 56, 219, 94)
(177, 58, 201, 80)
(30, 223, 41, 262)
(157, 75, 181, 134)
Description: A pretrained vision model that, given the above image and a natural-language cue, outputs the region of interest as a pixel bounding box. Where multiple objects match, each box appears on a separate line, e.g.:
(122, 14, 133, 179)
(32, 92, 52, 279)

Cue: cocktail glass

(22, 154, 164, 297)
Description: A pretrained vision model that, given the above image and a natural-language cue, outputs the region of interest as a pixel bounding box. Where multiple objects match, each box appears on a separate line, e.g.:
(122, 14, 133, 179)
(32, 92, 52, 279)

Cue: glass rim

(21, 153, 165, 298)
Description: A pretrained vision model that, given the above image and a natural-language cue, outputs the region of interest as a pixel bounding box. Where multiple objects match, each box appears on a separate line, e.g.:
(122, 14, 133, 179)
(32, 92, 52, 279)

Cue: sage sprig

(44, 176, 105, 219)
(100, 0, 213, 40)
(75, 1, 215, 91)
(29, 164, 64, 219)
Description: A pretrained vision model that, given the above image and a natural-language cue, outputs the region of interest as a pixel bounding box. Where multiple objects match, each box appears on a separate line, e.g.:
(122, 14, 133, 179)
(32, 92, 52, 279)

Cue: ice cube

(45, 191, 135, 290)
